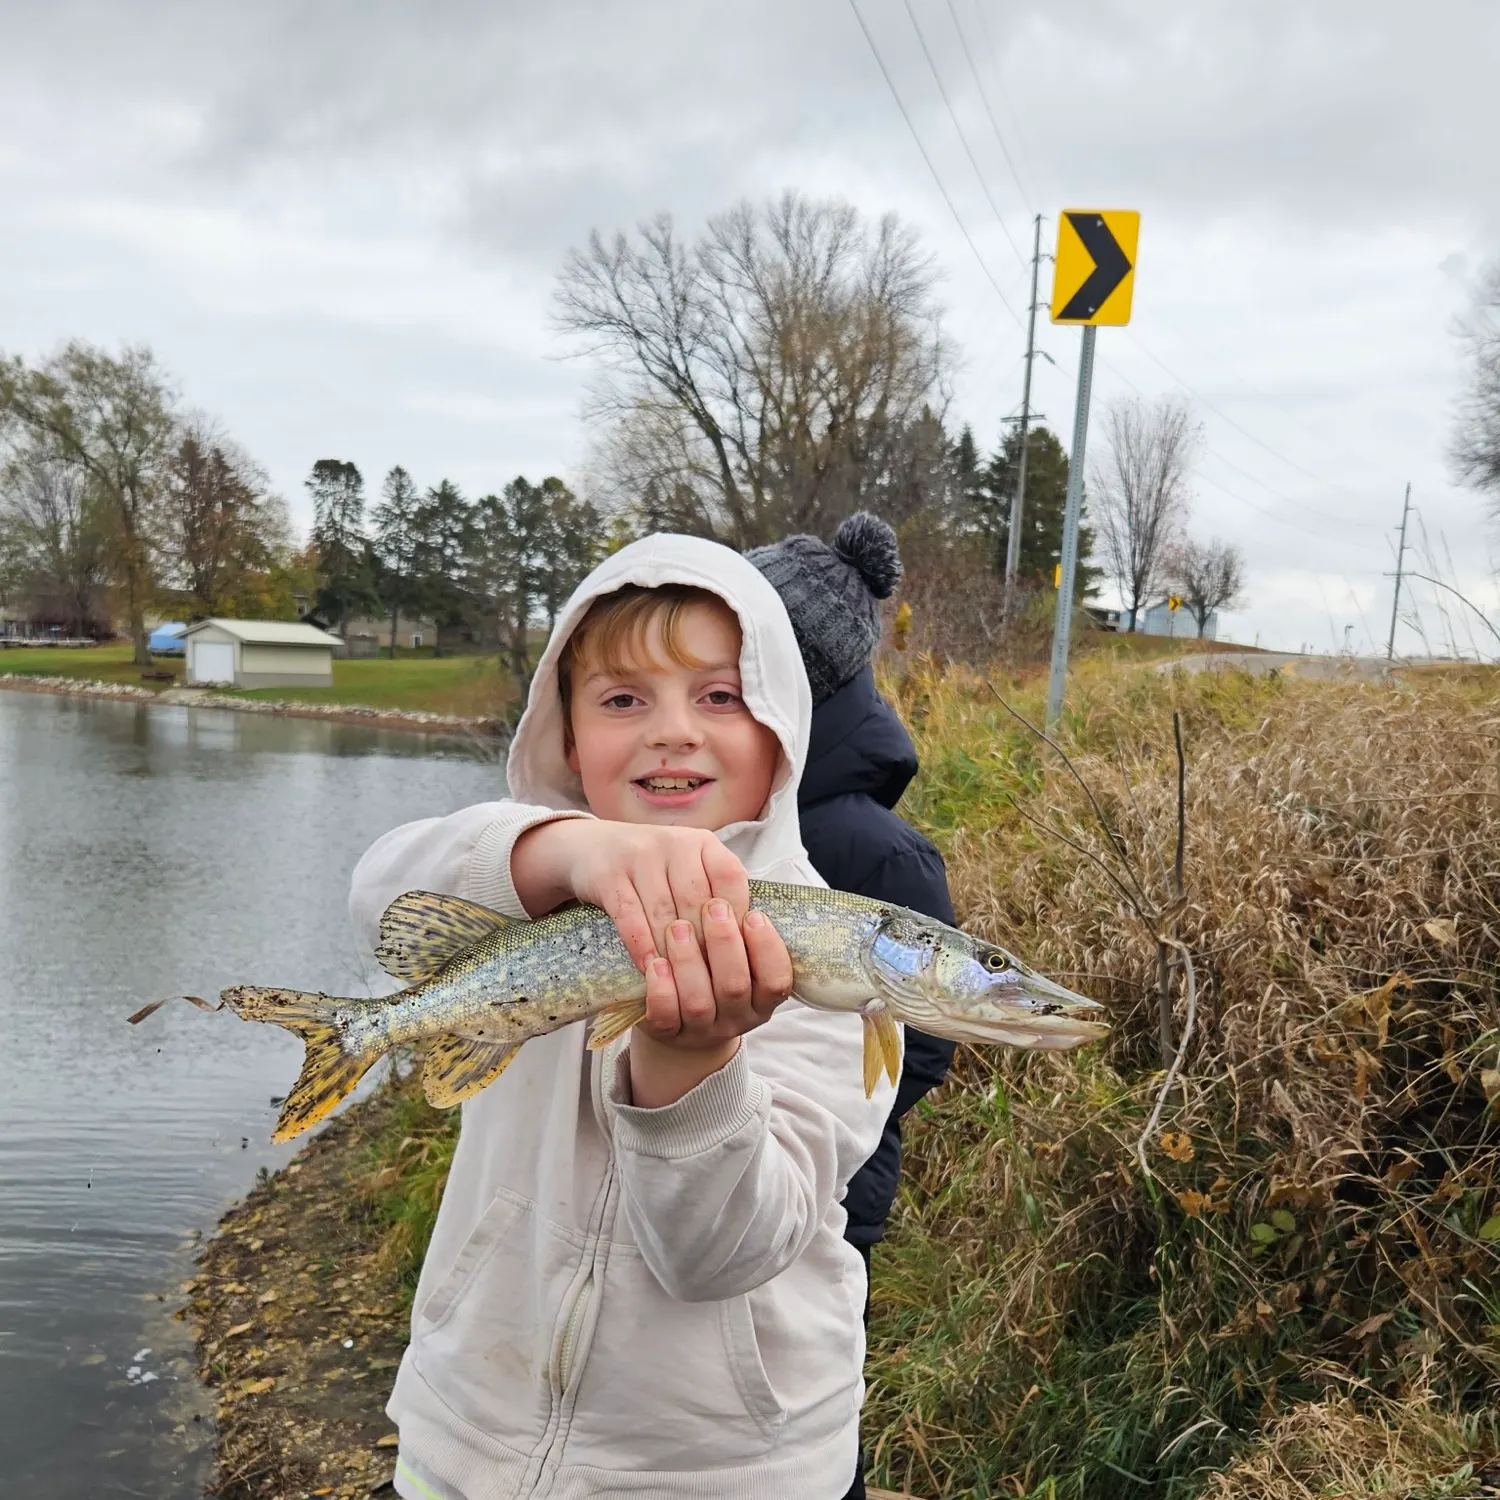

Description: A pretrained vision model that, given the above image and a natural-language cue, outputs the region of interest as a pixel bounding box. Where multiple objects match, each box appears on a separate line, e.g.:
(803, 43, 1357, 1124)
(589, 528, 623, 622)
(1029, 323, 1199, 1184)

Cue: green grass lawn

(0, 641, 516, 717)
(0, 641, 184, 687)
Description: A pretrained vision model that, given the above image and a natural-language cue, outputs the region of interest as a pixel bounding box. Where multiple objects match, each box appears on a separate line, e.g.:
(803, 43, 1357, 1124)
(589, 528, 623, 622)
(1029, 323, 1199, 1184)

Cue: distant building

(1084, 605, 1122, 632)
(1130, 598, 1219, 641)
(340, 614, 440, 656)
(183, 619, 342, 688)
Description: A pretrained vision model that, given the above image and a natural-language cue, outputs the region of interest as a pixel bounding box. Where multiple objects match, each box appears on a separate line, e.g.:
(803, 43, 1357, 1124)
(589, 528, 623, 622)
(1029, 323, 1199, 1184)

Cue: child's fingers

(664, 920, 716, 1032)
(743, 910, 794, 1023)
(666, 844, 715, 943)
(641, 954, 683, 1037)
(701, 899, 754, 1022)
(601, 877, 657, 972)
(701, 838, 751, 922)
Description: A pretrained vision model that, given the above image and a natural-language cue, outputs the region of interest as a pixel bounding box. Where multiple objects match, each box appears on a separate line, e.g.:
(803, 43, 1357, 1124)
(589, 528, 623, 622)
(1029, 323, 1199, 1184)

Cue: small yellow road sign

(1053, 563, 1062, 589)
(1167, 595, 1182, 612)
(1050, 210, 1139, 325)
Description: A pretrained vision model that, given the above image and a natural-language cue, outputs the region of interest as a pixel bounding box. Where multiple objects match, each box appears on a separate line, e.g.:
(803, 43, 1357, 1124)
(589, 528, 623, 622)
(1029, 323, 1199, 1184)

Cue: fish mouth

(940, 970, 1109, 1050)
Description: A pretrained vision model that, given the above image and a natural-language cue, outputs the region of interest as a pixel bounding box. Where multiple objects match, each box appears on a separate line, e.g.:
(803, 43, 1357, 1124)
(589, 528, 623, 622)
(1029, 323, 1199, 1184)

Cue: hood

(799, 666, 918, 812)
(507, 534, 812, 872)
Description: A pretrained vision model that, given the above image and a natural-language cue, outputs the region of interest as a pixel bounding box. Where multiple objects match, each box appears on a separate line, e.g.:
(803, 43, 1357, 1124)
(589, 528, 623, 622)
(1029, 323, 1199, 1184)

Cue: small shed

(183, 619, 342, 688)
(1132, 599, 1219, 641)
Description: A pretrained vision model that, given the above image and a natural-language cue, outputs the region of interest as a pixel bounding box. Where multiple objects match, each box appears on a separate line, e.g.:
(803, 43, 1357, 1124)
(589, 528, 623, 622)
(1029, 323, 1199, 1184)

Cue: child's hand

(515, 819, 751, 966)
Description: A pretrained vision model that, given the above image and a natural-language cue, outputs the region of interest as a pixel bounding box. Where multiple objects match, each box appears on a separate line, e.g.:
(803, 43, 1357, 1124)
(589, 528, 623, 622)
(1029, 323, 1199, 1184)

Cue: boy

(748, 514, 956, 1500)
(349, 534, 892, 1500)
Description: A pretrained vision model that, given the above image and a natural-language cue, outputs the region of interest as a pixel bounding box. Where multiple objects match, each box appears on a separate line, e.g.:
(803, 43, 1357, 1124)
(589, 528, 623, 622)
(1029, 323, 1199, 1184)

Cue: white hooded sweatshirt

(348, 535, 895, 1500)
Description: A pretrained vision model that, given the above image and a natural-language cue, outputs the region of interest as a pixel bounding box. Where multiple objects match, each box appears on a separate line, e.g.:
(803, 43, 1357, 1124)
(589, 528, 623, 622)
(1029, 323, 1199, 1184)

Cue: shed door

(192, 641, 235, 683)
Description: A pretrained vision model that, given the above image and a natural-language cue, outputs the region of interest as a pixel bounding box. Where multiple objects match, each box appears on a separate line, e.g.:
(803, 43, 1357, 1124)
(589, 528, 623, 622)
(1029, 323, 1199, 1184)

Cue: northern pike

(137, 882, 1106, 1142)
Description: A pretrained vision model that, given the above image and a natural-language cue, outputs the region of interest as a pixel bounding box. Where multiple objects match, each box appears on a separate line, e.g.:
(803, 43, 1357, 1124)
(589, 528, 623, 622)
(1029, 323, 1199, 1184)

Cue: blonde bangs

(559, 585, 731, 701)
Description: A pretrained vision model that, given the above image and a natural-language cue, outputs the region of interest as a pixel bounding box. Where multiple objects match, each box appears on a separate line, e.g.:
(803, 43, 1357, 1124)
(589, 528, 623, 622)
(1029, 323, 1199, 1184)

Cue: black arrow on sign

(1057, 212, 1131, 321)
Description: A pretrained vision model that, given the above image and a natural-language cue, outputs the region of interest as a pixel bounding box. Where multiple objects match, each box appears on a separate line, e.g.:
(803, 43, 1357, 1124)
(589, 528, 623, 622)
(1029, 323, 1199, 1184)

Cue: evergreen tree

(371, 465, 423, 657)
(987, 426, 1102, 596)
(305, 458, 375, 636)
(413, 479, 472, 655)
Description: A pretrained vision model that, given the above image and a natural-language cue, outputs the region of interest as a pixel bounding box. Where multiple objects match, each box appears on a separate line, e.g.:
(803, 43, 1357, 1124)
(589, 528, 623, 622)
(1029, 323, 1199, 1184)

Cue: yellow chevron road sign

(1050, 210, 1139, 325)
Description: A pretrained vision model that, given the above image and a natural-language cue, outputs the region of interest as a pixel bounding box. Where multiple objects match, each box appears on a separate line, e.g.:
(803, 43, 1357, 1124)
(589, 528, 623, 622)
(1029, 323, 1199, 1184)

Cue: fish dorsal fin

(376, 890, 515, 982)
(423, 1033, 519, 1109)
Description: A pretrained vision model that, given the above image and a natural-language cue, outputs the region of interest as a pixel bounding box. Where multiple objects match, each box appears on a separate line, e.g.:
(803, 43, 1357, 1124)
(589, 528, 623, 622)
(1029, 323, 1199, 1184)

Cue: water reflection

(0, 691, 504, 1494)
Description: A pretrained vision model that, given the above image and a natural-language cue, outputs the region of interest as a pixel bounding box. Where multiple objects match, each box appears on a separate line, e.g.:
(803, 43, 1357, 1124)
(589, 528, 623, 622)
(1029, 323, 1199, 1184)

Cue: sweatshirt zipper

(551, 1032, 626, 1394)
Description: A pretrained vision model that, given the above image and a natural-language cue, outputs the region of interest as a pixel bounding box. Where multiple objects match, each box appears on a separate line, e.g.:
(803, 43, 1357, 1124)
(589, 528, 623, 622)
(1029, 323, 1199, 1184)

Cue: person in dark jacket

(748, 514, 957, 1500)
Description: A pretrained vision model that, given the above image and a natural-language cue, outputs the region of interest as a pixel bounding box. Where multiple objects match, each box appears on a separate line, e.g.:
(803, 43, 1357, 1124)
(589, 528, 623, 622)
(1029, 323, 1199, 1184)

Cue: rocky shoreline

(0, 671, 508, 739)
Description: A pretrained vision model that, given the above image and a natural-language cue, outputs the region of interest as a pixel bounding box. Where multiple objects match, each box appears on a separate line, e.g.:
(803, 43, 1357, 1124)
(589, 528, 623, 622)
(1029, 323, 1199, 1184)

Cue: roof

(183, 618, 343, 646)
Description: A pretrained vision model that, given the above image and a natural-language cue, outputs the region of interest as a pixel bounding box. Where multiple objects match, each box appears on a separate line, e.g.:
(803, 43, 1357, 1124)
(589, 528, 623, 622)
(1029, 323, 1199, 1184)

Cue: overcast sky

(3, 0, 1497, 654)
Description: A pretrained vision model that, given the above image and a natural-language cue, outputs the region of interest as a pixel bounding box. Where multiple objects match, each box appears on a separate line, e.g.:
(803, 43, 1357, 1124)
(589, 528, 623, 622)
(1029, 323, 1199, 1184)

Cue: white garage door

(191, 641, 235, 683)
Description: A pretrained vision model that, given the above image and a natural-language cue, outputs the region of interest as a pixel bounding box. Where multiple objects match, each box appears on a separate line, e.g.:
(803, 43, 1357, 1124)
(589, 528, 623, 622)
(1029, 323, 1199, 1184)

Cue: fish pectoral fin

(861, 1009, 903, 1097)
(376, 890, 516, 983)
(423, 1033, 520, 1109)
(587, 997, 648, 1052)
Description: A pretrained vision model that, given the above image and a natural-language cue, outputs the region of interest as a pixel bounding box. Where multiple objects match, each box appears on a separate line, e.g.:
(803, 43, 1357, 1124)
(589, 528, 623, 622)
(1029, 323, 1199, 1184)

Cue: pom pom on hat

(833, 512, 902, 600)
(745, 512, 904, 705)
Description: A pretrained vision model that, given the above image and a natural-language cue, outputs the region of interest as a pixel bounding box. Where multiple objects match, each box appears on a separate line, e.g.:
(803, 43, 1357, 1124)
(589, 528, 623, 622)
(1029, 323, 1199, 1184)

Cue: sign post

(1044, 209, 1140, 730)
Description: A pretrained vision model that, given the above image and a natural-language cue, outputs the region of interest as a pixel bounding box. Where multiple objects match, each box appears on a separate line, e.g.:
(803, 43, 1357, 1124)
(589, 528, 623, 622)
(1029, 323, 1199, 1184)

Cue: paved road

(1161, 651, 1392, 681)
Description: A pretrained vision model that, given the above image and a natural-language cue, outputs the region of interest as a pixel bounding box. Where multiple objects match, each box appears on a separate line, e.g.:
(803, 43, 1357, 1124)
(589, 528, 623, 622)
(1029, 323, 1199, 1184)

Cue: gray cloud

(1, 0, 1496, 653)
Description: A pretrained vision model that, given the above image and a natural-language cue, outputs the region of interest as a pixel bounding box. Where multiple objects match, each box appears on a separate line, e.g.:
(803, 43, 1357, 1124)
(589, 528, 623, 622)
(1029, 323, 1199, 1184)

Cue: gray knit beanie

(745, 513, 903, 706)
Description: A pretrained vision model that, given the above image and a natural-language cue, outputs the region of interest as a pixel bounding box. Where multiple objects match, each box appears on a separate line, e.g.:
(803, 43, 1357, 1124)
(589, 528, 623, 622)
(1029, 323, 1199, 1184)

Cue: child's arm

(611, 991, 887, 1303)
(347, 801, 593, 946)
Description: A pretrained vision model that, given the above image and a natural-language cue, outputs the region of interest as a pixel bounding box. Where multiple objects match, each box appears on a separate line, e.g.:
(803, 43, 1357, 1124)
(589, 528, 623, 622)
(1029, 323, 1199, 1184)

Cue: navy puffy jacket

(796, 666, 957, 1247)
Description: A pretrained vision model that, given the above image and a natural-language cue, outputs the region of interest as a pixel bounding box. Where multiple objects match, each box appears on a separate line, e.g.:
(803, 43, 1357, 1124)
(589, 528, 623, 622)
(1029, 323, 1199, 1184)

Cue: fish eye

(984, 952, 1009, 972)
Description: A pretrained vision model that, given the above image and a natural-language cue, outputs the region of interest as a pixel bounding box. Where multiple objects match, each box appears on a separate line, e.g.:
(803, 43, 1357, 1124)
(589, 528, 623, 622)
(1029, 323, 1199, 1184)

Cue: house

(183, 619, 343, 688)
(1084, 605, 1122, 632)
(337, 612, 438, 654)
(1131, 598, 1219, 641)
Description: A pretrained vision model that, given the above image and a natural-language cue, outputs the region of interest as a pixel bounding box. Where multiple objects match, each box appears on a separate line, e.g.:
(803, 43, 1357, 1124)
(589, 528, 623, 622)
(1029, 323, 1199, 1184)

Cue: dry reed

(866, 658, 1500, 1498)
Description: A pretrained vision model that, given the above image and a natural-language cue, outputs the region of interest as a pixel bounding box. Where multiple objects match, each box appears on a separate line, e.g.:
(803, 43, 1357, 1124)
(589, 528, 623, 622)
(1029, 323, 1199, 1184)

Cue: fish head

(866, 912, 1108, 1050)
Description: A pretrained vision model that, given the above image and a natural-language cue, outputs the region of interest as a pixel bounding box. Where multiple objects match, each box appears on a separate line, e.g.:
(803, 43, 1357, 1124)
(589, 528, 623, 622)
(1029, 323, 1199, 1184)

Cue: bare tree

(0, 441, 113, 636)
(0, 343, 177, 662)
(554, 191, 951, 546)
(1090, 397, 1198, 630)
(1452, 263, 1500, 502)
(1165, 535, 1245, 637)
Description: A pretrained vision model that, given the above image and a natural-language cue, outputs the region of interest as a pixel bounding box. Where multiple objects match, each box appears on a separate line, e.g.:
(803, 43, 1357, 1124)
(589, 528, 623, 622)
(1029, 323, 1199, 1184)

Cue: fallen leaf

(376, 1434, 400, 1449)
(1482, 1069, 1500, 1108)
(1159, 1131, 1195, 1162)
(1270, 1209, 1297, 1233)
(1176, 1191, 1213, 1218)
(1383, 1158, 1418, 1187)
(258, 1291, 279, 1305)
(1424, 917, 1458, 946)
(247, 1238, 265, 1252)
(1346, 1310, 1396, 1340)
(240, 1377, 274, 1395)
(222, 1281, 250, 1294)
(1478, 1215, 1500, 1241)
(225, 1321, 253, 1338)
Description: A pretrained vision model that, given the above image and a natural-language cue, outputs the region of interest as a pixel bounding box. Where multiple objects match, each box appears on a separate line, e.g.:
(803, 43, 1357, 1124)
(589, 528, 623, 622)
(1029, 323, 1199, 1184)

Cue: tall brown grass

(865, 658, 1500, 1497)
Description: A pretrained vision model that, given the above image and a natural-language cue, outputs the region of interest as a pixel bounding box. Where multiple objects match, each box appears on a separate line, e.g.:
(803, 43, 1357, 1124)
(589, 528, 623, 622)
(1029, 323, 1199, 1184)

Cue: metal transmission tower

(1003, 214, 1043, 611)
(1386, 482, 1412, 661)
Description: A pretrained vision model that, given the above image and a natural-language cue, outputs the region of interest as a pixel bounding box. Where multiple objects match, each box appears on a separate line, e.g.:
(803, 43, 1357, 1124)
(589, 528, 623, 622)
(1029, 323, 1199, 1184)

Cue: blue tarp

(149, 622, 188, 654)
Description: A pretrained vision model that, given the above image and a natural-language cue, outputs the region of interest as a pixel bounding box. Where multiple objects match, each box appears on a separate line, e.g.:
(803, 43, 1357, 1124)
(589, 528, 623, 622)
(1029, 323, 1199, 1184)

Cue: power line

(961, 0, 1042, 208)
(941, 0, 1035, 216)
(847, 0, 1026, 331)
(899, 0, 1029, 274)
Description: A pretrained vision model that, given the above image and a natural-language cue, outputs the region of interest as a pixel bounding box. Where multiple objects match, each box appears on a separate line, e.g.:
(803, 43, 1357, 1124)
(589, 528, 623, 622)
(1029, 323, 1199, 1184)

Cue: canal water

(0, 690, 506, 1495)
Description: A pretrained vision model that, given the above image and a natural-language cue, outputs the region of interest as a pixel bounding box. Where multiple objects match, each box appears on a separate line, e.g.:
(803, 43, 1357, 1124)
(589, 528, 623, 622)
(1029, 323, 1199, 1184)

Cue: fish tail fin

(221, 985, 384, 1142)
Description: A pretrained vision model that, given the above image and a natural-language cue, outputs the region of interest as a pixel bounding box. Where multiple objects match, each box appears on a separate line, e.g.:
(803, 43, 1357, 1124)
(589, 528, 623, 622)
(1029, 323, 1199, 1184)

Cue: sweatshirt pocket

(566, 1246, 787, 1468)
(412, 1187, 578, 1437)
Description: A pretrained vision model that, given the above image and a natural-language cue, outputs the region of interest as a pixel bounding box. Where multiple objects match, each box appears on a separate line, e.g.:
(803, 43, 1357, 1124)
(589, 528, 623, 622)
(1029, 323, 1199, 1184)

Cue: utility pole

(1385, 482, 1412, 661)
(1045, 323, 1097, 729)
(1004, 214, 1043, 613)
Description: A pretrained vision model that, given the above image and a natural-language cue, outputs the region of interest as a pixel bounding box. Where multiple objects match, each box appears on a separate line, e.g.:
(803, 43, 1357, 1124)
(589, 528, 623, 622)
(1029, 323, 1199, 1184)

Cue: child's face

(565, 598, 781, 829)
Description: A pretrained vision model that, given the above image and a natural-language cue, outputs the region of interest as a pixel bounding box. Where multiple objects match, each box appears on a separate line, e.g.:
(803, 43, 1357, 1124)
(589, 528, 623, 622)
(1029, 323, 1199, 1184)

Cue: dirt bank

(0, 671, 507, 739)
(184, 1090, 410, 1500)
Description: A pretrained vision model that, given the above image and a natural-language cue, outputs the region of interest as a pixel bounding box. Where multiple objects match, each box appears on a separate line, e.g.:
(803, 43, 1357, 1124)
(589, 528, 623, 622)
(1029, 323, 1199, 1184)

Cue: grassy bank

(194, 655, 1500, 1497)
(0, 642, 516, 717)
